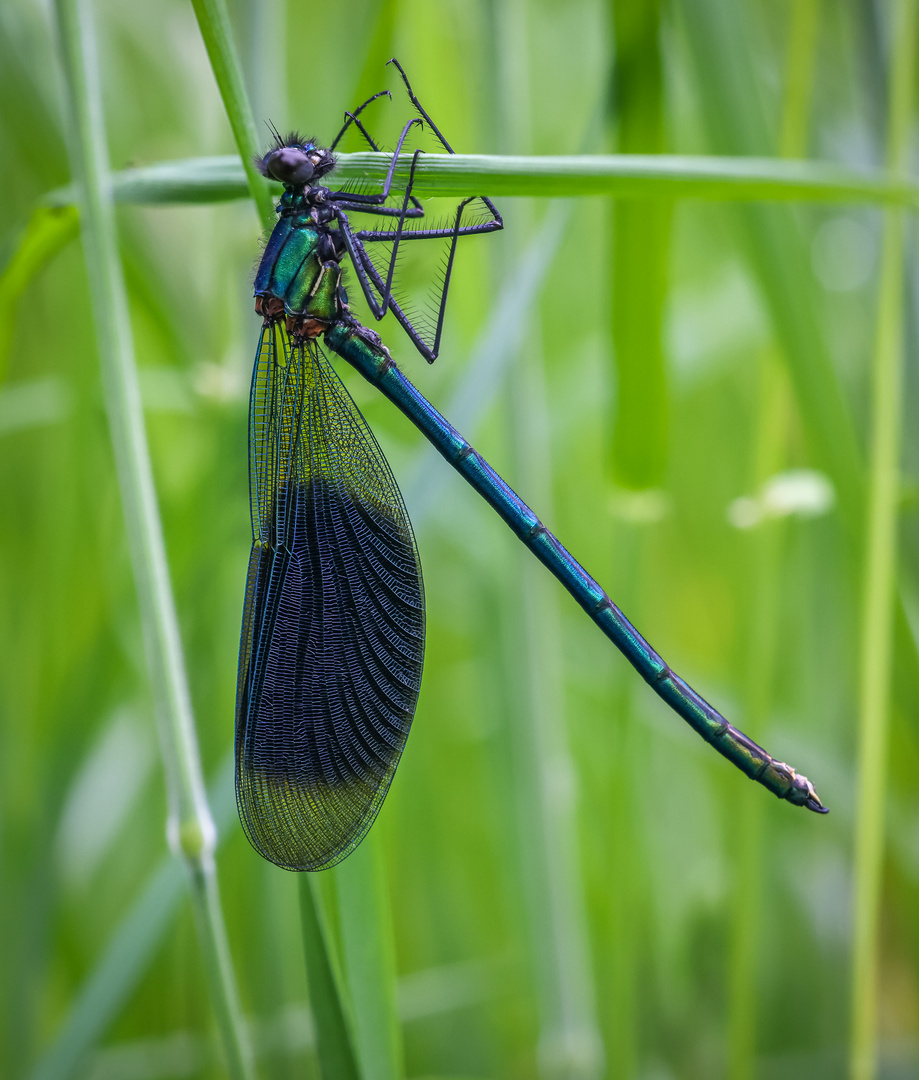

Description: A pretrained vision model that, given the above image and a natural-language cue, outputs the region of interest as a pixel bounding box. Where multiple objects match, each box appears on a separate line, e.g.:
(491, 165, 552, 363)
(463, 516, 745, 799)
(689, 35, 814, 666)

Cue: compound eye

(266, 147, 315, 186)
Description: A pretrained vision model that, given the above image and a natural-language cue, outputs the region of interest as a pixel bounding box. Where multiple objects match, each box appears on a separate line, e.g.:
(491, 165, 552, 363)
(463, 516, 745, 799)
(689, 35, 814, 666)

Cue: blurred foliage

(1, 0, 918, 1078)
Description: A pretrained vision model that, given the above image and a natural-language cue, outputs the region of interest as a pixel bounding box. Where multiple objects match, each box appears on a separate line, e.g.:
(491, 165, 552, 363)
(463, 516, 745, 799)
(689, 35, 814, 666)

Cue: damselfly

(236, 61, 827, 873)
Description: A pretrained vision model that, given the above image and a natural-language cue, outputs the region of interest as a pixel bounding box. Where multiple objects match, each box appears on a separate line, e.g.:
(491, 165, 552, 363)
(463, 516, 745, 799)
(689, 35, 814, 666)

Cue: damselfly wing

(236, 322, 423, 871)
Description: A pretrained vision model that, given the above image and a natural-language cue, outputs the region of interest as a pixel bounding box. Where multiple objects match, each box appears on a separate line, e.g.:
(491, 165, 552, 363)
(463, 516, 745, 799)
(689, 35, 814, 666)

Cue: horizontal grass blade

(43, 152, 919, 208)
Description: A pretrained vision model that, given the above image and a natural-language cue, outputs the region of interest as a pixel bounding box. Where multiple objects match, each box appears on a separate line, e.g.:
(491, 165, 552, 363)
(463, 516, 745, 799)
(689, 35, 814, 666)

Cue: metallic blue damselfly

(235, 62, 827, 872)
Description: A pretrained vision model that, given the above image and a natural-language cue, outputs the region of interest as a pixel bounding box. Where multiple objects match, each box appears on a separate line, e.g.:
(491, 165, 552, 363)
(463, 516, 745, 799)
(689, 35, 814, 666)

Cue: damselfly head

(257, 133, 335, 189)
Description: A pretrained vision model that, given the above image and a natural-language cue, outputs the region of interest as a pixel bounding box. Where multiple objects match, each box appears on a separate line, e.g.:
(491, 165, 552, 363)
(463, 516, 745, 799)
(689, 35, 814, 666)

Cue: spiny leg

(335, 205, 449, 361)
(334, 60, 503, 360)
(336, 189, 500, 362)
(329, 86, 428, 222)
(330, 116, 422, 209)
(387, 56, 502, 230)
(343, 59, 502, 356)
(354, 173, 485, 359)
(387, 57, 456, 152)
(329, 88, 391, 151)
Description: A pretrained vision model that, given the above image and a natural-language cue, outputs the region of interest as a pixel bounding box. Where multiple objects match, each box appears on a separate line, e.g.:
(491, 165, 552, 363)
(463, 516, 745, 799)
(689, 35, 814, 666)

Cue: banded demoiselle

(235, 61, 827, 872)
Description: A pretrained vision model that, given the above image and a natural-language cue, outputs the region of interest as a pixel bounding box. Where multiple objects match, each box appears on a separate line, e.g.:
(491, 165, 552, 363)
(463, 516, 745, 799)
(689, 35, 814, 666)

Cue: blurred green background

(2, 0, 918, 1077)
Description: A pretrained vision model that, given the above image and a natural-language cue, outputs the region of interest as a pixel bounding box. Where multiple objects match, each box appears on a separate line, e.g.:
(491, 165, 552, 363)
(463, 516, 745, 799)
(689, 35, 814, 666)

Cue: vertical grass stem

(299, 877, 361, 1080)
(498, 2, 602, 1073)
(334, 837, 404, 1080)
(190, 3, 403, 1071)
(728, 6, 819, 1075)
(778, 0, 821, 159)
(51, 1, 255, 1077)
(850, 2, 916, 1077)
(190, 0, 275, 228)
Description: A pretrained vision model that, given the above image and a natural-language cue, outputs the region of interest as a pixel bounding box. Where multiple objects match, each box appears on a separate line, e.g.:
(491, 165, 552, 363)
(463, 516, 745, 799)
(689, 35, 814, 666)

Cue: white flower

(727, 469, 835, 529)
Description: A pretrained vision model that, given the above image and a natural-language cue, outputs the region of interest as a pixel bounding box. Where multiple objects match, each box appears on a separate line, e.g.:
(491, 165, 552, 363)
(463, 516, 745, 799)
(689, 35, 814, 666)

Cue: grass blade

(0, 205, 78, 380)
(41, 152, 919, 208)
(334, 837, 403, 1080)
(189, 0, 274, 227)
(188, 6, 385, 1073)
(299, 878, 361, 1080)
(726, 6, 820, 1076)
(49, 1, 254, 1076)
(27, 757, 237, 1080)
(850, 4, 916, 1077)
(680, 0, 865, 527)
(609, 0, 671, 489)
(677, 0, 919, 752)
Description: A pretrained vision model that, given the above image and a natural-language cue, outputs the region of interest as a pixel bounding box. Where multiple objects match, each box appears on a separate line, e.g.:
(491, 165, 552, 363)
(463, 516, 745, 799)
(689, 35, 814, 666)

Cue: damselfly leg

(327, 63, 503, 360)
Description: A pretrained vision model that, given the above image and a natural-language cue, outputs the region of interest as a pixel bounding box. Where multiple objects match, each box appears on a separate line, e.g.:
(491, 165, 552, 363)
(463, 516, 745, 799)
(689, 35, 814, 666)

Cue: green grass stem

(684, 0, 919, 729)
(189, 0, 274, 227)
(728, 7, 820, 1075)
(726, 357, 792, 1080)
(506, 341, 604, 1080)
(603, 520, 645, 1080)
(850, 3, 916, 1078)
(334, 837, 404, 1080)
(608, 0, 671, 490)
(27, 755, 237, 1080)
(681, 0, 866, 540)
(50, 1, 254, 1077)
(498, 21, 602, 1073)
(299, 877, 361, 1080)
(778, 0, 821, 159)
(188, 5, 404, 1071)
(0, 205, 78, 380)
(605, 6, 668, 1061)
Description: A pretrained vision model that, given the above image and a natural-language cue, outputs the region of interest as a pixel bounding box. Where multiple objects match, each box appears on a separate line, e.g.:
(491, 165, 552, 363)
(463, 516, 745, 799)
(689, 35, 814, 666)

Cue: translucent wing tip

(236, 763, 390, 871)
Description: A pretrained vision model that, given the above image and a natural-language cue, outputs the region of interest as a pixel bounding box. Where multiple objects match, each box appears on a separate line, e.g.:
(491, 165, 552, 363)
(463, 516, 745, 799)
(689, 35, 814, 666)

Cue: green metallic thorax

(254, 192, 343, 331)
